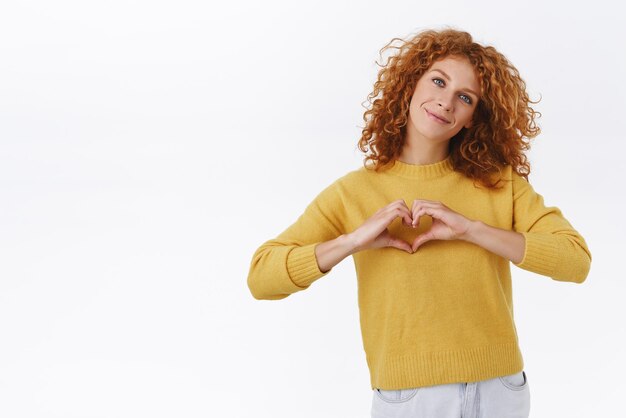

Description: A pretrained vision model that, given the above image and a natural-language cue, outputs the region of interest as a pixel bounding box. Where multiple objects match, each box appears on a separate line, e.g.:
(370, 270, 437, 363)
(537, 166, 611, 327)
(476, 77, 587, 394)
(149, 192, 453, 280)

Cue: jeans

(371, 370, 530, 418)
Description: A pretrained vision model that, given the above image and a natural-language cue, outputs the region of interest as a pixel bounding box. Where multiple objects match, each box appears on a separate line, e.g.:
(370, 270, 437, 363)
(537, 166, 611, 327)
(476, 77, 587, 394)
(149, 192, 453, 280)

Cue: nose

(437, 93, 454, 112)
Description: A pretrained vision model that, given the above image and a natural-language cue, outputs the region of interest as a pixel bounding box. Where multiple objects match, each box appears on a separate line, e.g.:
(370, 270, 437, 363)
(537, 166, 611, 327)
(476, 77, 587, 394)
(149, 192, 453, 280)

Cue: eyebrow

(429, 68, 480, 99)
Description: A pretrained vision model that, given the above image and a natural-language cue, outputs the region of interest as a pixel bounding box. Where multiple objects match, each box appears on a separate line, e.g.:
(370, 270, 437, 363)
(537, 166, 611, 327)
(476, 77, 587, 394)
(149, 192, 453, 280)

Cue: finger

(385, 203, 413, 227)
(411, 206, 436, 227)
(396, 201, 414, 226)
(378, 199, 404, 216)
(388, 237, 413, 254)
(412, 200, 443, 215)
(412, 232, 433, 252)
(410, 202, 422, 226)
(413, 205, 443, 222)
(387, 199, 408, 210)
(396, 200, 419, 228)
(411, 201, 440, 226)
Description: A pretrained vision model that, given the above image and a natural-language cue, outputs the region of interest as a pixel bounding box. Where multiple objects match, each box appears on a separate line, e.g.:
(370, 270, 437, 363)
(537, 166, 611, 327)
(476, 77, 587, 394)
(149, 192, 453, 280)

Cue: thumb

(412, 233, 432, 252)
(387, 237, 413, 254)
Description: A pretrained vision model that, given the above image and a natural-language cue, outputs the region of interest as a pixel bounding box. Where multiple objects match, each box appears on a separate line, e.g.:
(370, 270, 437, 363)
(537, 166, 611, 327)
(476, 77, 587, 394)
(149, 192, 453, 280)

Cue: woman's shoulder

(311, 165, 377, 200)
(309, 165, 366, 199)
(335, 164, 383, 186)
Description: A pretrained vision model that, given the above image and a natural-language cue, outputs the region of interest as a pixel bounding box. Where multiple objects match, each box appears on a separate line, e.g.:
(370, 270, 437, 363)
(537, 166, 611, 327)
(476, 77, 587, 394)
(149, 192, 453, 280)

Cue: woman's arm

(460, 221, 525, 264)
(462, 171, 592, 284)
(314, 234, 358, 274)
(247, 178, 348, 300)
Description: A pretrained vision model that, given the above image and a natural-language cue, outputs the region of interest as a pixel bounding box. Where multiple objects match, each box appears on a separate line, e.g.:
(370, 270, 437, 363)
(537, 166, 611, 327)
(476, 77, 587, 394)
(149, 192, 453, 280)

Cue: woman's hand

(409, 199, 474, 252)
(347, 199, 416, 254)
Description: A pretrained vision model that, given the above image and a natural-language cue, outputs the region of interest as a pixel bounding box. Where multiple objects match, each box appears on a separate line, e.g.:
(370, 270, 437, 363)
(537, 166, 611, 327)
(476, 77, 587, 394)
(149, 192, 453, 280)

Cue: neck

(399, 130, 451, 165)
(397, 145, 450, 166)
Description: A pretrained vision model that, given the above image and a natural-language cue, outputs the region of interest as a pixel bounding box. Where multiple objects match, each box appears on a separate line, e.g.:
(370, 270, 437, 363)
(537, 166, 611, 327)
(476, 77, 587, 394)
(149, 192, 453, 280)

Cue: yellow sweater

(247, 155, 592, 390)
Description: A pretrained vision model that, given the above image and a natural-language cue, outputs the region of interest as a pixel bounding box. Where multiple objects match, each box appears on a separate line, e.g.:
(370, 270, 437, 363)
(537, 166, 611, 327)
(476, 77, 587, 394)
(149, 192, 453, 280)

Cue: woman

(247, 27, 592, 418)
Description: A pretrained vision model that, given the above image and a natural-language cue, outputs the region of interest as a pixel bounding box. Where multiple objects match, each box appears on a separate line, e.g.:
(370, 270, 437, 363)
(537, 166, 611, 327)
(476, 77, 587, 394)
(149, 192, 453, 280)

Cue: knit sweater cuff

(286, 243, 331, 288)
(512, 232, 559, 276)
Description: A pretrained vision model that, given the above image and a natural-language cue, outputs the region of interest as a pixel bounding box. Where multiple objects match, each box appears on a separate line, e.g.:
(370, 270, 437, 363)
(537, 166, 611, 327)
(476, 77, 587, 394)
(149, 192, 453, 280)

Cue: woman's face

(407, 55, 481, 144)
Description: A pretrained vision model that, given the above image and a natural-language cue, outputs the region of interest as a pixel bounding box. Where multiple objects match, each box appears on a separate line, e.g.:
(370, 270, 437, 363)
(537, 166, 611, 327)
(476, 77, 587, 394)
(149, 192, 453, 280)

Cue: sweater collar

(385, 154, 455, 179)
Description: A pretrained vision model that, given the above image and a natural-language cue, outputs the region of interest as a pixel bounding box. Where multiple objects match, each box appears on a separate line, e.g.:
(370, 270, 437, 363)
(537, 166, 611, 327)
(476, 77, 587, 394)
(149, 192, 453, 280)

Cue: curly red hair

(357, 27, 541, 189)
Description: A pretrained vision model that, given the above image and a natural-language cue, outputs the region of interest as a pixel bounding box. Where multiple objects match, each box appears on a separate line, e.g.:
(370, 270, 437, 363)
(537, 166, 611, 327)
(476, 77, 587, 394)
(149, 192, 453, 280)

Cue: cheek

(463, 109, 474, 124)
(409, 104, 422, 123)
(409, 97, 423, 117)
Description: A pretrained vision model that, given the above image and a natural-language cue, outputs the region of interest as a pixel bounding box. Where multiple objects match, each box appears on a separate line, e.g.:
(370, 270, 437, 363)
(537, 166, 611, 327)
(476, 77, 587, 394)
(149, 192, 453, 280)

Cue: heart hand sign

(347, 199, 474, 254)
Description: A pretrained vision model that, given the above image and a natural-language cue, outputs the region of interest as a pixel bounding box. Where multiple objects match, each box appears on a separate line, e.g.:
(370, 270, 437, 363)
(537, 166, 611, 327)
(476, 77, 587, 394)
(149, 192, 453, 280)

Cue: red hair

(357, 27, 541, 188)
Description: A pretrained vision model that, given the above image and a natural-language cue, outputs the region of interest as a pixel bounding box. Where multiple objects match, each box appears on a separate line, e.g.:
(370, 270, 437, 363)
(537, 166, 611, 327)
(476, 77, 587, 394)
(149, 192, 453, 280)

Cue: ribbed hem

(384, 154, 455, 179)
(286, 243, 330, 288)
(368, 341, 524, 390)
(512, 232, 559, 276)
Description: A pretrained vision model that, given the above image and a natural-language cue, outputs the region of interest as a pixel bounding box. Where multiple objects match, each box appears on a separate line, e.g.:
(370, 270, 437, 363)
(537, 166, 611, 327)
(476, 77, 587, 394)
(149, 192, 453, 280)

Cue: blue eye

(432, 78, 472, 104)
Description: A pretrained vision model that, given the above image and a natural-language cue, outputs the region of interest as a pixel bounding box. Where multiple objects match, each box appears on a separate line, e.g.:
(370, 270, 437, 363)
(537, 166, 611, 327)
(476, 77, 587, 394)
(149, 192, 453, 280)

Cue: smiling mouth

(425, 109, 450, 124)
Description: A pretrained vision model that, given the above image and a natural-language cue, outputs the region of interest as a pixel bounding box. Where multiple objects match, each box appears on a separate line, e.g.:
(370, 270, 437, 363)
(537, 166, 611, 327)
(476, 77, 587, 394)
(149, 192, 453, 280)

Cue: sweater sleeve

(247, 178, 347, 300)
(510, 171, 592, 283)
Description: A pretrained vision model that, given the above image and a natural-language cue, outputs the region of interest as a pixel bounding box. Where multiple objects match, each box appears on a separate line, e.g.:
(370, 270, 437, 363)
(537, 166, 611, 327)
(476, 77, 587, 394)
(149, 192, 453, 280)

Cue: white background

(1, 1, 623, 417)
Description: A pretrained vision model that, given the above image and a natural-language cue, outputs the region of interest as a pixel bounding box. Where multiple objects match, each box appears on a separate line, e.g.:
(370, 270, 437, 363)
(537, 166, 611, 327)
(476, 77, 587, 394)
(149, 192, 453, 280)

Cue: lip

(425, 109, 450, 124)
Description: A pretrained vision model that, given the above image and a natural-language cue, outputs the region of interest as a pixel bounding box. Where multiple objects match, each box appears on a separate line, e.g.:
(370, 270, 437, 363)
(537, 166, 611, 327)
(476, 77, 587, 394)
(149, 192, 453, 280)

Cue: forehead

(428, 56, 481, 89)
